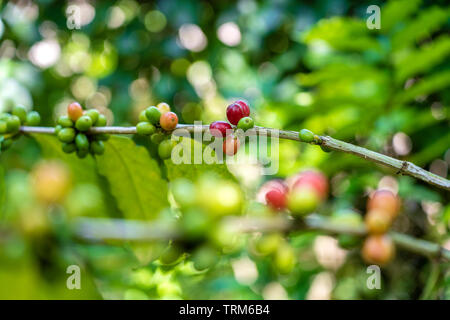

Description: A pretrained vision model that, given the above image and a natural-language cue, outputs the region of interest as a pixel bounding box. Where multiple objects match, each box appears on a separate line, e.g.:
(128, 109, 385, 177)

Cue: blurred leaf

(382, 0, 422, 32)
(97, 136, 169, 220)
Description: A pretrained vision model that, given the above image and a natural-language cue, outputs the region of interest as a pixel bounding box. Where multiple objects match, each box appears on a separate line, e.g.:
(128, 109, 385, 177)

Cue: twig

(19, 125, 450, 190)
(73, 215, 450, 261)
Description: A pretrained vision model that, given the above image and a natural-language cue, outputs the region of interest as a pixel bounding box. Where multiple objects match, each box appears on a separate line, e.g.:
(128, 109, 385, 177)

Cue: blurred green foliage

(0, 0, 449, 300)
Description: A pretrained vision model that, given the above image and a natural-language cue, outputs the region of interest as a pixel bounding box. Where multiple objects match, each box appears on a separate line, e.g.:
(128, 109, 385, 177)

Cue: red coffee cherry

(67, 102, 83, 122)
(257, 179, 288, 203)
(289, 170, 328, 200)
(223, 136, 240, 156)
(367, 189, 400, 219)
(160, 112, 178, 131)
(209, 121, 232, 137)
(362, 235, 395, 266)
(265, 189, 287, 211)
(226, 100, 250, 125)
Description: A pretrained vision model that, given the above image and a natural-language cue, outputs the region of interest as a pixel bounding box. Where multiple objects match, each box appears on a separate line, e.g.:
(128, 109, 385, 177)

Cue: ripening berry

(237, 116, 254, 131)
(58, 116, 74, 128)
(90, 140, 105, 155)
(151, 132, 165, 144)
(12, 105, 27, 122)
(26, 111, 41, 126)
(223, 136, 240, 156)
(75, 115, 93, 132)
(209, 121, 232, 137)
(367, 189, 400, 219)
(145, 106, 162, 124)
(299, 129, 315, 143)
(265, 189, 287, 211)
(289, 170, 328, 200)
(158, 139, 174, 159)
(160, 112, 178, 131)
(58, 128, 76, 143)
(31, 161, 71, 204)
(67, 102, 83, 121)
(75, 133, 89, 151)
(6, 115, 21, 133)
(136, 122, 156, 135)
(62, 143, 77, 154)
(226, 100, 250, 125)
(95, 114, 107, 127)
(362, 235, 395, 266)
(85, 109, 100, 124)
(156, 102, 171, 115)
(365, 209, 393, 234)
(0, 121, 7, 133)
(274, 243, 295, 274)
(287, 187, 320, 216)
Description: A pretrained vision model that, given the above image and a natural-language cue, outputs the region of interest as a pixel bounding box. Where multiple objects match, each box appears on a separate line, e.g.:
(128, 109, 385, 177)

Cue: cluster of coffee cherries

(209, 100, 254, 156)
(0, 106, 40, 151)
(257, 170, 329, 216)
(160, 174, 243, 271)
(55, 102, 109, 158)
(362, 189, 401, 265)
(136, 102, 179, 160)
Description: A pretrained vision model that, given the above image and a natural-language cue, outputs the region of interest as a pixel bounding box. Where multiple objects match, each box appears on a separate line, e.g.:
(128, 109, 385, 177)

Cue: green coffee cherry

(62, 143, 77, 154)
(58, 116, 74, 128)
(0, 113, 11, 121)
(138, 110, 148, 122)
(237, 116, 254, 131)
(159, 244, 183, 265)
(75, 133, 89, 151)
(85, 109, 99, 124)
(1, 138, 13, 150)
(77, 148, 89, 159)
(12, 105, 27, 123)
(191, 245, 218, 271)
(299, 129, 314, 143)
(0, 121, 7, 134)
(6, 115, 21, 133)
(90, 140, 105, 155)
(58, 128, 76, 143)
(145, 106, 161, 125)
(94, 133, 110, 141)
(95, 114, 107, 127)
(158, 139, 174, 159)
(54, 125, 62, 136)
(150, 132, 165, 144)
(26, 111, 41, 126)
(136, 122, 156, 135)
(75, 115, 92, 132)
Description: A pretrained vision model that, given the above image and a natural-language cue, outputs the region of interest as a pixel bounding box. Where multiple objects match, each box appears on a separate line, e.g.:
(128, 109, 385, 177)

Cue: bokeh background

(0, 0, 449, 299)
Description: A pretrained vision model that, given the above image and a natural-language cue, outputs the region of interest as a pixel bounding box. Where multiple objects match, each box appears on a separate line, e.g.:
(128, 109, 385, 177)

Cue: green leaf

(382, 0, 422, 32)
(96, 136, 168, 220)
(32, 134, 99, 184)
(0, 164, 5, 216)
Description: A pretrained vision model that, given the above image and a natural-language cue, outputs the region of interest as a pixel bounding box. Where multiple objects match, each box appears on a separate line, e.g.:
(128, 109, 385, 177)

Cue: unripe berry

(156, 102, 171, 114)
(289, 170, 328, 200)
(95, 114, 107, 127)
(191, 245, 218, 271)
(265, 189, 287, 211)
(6, 115, 21, 133)
(75, 115, 93, 131)
(58, 128, 76, 143)
(237, 116, 254, 131)
(0, 121, 7, 134)
(159, 244, 183, 265)
(226, 100, 250, 125)
(26, 111, 41, 126)
(12, 105, 27, 123)
(287, 187, 320, 216)
(75, 133, 89, 151)
(151, 132, 165, 144)
(362, 235, 395, 266)
(367, 189, 400, 219)
(77, 148, 89, 159)
(274, 243, 295, 274)
(158, 139, 174, 159)
(136, 122, 156, 135)
(62, 143, 77, 154)
(299, 129, 314, 143)
(254, 233, 283, 256)
(139, 110, 148, 122)
(90, 140, 105, 155)
(58, 116, 74, 128)
(67, 102, 83, 121)
(223, 136, 240, 156)
(85, 109, 100, 124)
(145, 106, 162, 124)
(54, 125, 62, 136)
(160, 112, 178, 131)
(209, 121, 232, 137)
(365, 209, 393, 234)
